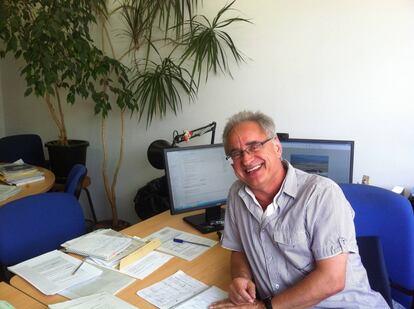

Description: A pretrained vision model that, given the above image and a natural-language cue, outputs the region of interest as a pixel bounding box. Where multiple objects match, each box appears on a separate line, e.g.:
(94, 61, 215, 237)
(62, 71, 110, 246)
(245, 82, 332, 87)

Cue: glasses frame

(225, 136, 275, 162)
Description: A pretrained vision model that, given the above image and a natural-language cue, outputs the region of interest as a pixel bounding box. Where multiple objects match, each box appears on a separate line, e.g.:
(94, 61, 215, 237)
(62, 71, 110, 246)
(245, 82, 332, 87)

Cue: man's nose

(241, 149, 255, 163)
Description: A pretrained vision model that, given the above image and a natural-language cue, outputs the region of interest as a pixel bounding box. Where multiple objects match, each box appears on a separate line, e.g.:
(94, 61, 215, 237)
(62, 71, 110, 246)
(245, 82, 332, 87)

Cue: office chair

(63, 164, 97, 224)
(357, 236, 393, 307)
(0, 134, 47, 167)
(340, 184, 414, 308)
(65, 164, 87, 199)
(0, 193, 86, 279)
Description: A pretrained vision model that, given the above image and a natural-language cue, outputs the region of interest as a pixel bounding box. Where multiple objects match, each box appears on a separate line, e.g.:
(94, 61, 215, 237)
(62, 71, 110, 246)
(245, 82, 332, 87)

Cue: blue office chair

(65, 164, 87, 199)
(0, 193, 86, 269)
(356, 236, 393, 307)
(0, 134, 47, 167)
(340, 184, 414, 308)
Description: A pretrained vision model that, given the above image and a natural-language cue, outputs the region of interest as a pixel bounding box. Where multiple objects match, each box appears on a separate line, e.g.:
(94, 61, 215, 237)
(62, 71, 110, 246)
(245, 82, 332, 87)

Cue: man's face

(226, 121, 284, 193)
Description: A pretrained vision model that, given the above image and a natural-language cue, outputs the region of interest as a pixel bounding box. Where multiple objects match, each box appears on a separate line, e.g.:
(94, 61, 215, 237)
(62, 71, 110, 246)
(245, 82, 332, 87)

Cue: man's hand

(229, 277, 256, 304)
(209, 298, 265, 309)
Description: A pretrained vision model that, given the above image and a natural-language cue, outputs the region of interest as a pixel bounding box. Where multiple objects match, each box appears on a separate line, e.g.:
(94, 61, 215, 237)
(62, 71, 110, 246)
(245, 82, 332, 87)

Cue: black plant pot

(45, 140, 89, 184)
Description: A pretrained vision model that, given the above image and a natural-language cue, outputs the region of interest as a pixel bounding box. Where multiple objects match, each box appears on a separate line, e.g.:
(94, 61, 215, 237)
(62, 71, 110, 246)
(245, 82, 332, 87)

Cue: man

(210, 111, 388, 308)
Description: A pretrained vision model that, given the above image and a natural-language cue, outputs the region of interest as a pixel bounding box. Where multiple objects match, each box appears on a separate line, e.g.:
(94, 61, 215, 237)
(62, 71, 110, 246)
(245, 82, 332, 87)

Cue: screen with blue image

(281, 139, 354, 184)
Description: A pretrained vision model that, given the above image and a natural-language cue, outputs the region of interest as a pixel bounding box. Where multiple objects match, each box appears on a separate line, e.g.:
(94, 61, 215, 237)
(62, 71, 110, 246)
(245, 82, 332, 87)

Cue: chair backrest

(64, 164, 87, 199)
(340, 184, 414, 308)
(0, 192, 85, 266)
(0, 134, 46, 167)
(357, 236, 393, 307)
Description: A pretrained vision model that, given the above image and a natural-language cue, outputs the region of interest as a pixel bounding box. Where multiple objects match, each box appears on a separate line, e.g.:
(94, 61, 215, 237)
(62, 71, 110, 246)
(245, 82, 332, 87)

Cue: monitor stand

(183, 206, 225, 234)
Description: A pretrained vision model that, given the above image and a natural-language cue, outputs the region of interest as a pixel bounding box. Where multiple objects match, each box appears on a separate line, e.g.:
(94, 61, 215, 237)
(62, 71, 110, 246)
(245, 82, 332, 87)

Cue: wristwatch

(262, 296, 273, 309)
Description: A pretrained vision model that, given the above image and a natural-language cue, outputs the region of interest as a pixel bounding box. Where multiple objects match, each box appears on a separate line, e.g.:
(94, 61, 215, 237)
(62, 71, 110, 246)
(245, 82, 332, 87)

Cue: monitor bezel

(280, 138, 354, 184)
(164, 143, 231, 216)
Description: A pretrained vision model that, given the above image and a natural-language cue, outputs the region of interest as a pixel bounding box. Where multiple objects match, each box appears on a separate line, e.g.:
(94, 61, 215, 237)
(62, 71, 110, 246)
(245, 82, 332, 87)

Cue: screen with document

(164, 144, 236, 234)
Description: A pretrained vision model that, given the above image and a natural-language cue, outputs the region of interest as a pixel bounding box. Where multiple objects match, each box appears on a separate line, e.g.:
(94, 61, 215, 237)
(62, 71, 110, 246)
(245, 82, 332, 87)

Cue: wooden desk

(10, 210, 231, 308)
(0, 281, 46, 308)
(0, 167, 55, 206)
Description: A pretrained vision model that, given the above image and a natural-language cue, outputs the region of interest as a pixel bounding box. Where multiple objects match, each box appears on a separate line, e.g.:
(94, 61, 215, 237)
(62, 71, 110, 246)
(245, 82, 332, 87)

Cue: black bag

(134, 176, 170, 220)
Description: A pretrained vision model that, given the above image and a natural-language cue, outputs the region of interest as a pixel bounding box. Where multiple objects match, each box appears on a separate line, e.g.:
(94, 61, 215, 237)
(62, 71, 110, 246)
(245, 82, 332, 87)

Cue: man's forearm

(270, 254, 348, 309)
(231, 251, 253, 280)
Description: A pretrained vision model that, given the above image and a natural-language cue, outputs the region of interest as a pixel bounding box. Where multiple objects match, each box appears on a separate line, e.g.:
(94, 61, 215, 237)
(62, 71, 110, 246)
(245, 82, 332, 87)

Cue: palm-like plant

(96, 0, 250, 228)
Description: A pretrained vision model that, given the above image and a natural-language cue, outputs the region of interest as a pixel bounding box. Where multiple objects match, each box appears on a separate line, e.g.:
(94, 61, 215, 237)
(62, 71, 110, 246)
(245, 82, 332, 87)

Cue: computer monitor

(164, 143, 237, 233)
(280, 138, 354, 184)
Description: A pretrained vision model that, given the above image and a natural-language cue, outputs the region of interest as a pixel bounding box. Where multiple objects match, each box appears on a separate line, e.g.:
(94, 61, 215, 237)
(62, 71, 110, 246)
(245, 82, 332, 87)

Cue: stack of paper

(0, 184, 21, 201)
(72, 229, 172, 280)
(0, 162, 44, 186)
(62, 231, 132, 261)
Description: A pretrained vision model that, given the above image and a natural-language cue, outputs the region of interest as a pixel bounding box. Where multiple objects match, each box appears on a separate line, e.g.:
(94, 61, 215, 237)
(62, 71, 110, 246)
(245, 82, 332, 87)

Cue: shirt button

(275, 284, 280, 289)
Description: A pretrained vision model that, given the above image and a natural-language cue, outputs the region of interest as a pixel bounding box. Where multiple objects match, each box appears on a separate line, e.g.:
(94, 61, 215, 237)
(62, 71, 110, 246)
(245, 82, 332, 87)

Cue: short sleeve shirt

(222, 161, 389, 308)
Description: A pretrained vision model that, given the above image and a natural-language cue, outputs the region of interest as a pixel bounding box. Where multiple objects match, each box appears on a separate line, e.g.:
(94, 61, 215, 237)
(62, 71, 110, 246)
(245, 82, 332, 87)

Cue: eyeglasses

(226, 137, 274, 162)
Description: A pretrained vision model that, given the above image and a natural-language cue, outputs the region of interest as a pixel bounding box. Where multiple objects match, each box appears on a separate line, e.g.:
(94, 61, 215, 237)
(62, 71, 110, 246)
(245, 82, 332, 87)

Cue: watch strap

(263, 296, 273, 309)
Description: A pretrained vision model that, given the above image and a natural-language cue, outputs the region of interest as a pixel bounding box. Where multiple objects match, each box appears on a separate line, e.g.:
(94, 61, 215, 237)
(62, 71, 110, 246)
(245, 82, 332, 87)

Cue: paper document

(48, 292, 138, 309)
(8, 250, 102, 295)
(142, 227, 217, 261)
(59, 264, 135, 299)
(137, 270, 227, 309)
(175, 286, 228, 309)
(122, 250, 173, 280)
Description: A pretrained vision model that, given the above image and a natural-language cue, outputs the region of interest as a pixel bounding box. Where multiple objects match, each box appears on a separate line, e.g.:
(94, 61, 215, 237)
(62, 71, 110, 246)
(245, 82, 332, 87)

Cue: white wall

(2, 0, 414, 223)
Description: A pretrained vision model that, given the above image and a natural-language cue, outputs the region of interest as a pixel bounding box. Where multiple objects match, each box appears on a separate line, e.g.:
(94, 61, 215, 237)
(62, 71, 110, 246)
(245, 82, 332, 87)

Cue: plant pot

(45, 140, 89, 184)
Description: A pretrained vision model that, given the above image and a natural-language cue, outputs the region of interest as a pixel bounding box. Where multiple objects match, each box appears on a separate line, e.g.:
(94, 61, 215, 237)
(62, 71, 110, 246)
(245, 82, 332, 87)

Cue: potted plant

(94, 0, 250, 228)
(0, 0, 249, 229)
(0, 0, 137, 183)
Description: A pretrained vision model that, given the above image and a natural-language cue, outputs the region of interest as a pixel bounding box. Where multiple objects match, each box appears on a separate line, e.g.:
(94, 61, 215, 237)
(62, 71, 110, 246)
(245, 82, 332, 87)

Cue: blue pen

(173, 238, 211, 247)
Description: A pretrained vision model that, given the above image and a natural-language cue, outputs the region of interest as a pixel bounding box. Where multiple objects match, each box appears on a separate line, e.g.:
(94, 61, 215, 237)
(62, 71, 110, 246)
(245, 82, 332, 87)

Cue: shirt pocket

(272, 228, 314, 275)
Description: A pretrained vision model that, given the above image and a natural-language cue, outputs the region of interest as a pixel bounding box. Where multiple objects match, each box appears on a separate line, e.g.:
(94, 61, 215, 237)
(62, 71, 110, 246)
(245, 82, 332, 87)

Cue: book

(0, 184, 21, 201)
(137, 270, 227, 309)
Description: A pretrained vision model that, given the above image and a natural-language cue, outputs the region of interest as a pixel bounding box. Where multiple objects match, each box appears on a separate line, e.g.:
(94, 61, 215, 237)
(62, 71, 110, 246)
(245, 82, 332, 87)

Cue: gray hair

(222, 110, 276, 152)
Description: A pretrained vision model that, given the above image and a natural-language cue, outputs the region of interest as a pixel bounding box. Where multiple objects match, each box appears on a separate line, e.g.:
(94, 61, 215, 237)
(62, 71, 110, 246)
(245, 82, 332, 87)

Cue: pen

(71, 260, 85, 275)
(173, 238, 211, 247)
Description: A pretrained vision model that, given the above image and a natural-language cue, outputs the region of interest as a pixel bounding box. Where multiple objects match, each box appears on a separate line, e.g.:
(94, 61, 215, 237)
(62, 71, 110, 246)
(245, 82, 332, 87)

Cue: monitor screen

(164, 143, 236, 233)
(280, 138, 354, 184)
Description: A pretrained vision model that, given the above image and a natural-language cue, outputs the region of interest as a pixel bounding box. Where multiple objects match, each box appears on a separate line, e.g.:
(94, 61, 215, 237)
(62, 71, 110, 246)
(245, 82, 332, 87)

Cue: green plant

(0, 0, 250, 227)
(0, 0, 136, 144)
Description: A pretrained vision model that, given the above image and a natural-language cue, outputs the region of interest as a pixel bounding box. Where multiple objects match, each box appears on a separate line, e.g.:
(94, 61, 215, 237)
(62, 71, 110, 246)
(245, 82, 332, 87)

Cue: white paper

(174, 286, 228, 309)
(122, 250, 173, 280)
(137, 270, 208, 309)
(59, 264, 135, 299)
(8, 250, 102, 295)
(48, 292, 138, 309)
(63, 233, 131, 261)
(142, 227, 217, 261)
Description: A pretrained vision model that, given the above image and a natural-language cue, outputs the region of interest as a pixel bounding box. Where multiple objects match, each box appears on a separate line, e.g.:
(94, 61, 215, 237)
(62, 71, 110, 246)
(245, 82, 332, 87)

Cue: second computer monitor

(280, 138, 354, 184)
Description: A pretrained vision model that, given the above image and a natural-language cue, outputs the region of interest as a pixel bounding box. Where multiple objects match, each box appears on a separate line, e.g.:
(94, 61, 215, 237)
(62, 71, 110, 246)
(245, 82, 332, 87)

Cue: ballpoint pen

(173, 238, 211, 247)
(71, 260, 85, 275)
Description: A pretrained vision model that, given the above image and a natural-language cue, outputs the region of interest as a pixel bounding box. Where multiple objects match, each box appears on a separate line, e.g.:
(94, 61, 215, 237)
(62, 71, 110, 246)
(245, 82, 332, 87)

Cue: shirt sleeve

(221, 186, 243, 252)
(306, 180, 358, 260)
